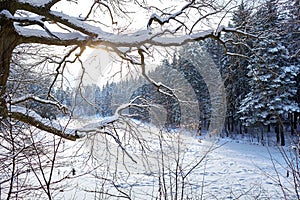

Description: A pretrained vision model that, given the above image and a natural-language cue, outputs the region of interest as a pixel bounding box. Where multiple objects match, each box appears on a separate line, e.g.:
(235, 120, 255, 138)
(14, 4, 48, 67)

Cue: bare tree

(0, 0, 258, 199)
(0, 0, 254, 138)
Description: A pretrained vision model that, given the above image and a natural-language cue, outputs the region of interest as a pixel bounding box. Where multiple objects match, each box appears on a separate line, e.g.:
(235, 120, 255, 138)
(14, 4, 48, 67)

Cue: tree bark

(0, 5, 20, 120)
(275, 124, 280, 144)
(280, 123, 285, 146)
(0, 4, 79, 141)
(290, 113, 294, 135)
(293, 112, 298, 134)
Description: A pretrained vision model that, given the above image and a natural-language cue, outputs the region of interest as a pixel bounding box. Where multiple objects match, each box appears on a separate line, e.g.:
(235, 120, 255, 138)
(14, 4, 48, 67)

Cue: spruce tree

(219, 1, 252, 135)
(238, 0, 300, 145)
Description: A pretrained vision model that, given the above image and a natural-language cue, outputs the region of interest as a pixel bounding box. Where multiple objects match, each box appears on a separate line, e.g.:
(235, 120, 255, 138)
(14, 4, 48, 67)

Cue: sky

(49, 0, 236, 88)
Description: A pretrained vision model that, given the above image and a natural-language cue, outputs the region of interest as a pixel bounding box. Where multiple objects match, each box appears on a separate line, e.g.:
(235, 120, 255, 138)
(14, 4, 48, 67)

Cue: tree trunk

(226, 117, 230, 136)
(0, 5, 20, 199)
(280, 123, 285, 146)
(275, 124, 280, 144)
(230, 115, 234, 132)
(261, 125, 264, 142)
(0, 7, 20, 122)
(294, 112, 298, 134)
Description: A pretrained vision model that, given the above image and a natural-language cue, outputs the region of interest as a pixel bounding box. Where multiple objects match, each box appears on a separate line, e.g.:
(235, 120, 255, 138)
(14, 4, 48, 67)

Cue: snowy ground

(15, 119, 297, 199)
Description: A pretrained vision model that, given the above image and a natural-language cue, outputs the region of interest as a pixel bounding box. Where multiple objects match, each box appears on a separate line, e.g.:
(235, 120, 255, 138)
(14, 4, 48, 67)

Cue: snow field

(11, 119, 296, 199)
(48, 120, 294, 199)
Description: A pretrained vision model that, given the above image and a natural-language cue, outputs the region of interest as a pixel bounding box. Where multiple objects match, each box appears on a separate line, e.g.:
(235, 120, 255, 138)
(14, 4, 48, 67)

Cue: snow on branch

(13, 16, 252, 49)
(75, 102, 139, 162)
(0, 10, 60, 39)
(11, 1, 257, 49)
(10, 94, 68, 113)
(76, 103, 130, 133)
(47, 10, 110, 37)
(16, 1, 110, 37)
(220, 26, 257, 38)
(138, 48, 178, 98)
(0, 9, 87, 45)
(147, 0, 194, 29)
(1, 10, 41, 22)
(7, 102, 136, 142)
(8, 94, 163, 143)
(75, 97, 158, 133)
(15, 26, 86, 45)
(9, 106, 79, 141)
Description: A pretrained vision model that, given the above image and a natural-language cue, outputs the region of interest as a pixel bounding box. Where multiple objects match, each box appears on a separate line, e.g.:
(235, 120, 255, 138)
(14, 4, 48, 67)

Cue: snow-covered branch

(8, 102, 142, 142)
(76, 103, 131, 133)
(9, 106, 78, 141)
(147, 0, 194, 29)
(16, 26, 86, 46)
(8, 1, 257, 49)
(138, 48, 178, 99)
(16, 2, 108, 37)
(10, 94, 68, 113)
(0, 10, 58, 39)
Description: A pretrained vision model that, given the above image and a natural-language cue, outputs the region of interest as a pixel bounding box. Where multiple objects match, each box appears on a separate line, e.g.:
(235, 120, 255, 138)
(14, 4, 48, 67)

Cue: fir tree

(238, 0, 300, 145)
(95, 82, 113, 117)
(218, 1, 253, 134)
